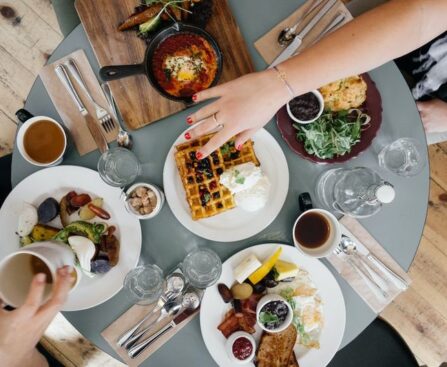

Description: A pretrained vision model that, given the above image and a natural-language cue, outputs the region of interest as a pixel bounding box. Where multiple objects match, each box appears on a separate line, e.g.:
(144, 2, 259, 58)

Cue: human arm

(187, 0, 447, 158)
(0, 267, 73, 367)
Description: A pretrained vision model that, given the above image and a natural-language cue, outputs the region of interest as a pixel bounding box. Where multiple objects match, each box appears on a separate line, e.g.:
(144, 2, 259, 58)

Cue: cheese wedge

(234, 253, 262, 283)
(274, 260, 299, 281)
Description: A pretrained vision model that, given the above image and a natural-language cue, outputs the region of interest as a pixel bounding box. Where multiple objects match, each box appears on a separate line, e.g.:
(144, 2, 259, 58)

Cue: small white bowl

(225, 331, 256, 364)
(287, 90, 324, 124)
(125, 183, 165, 220)
(256, 294, 293, 333)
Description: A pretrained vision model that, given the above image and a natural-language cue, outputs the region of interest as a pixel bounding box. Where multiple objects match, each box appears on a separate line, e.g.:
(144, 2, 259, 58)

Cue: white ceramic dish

(200, 243, 346, 367)
(163, 128, 289, 242)
(0, 166, 142, 311)
(256, 294, 293, 333)
(125, 183, 165, 220)
(225, 331, 256, 364)
(287, 90, 324, 124)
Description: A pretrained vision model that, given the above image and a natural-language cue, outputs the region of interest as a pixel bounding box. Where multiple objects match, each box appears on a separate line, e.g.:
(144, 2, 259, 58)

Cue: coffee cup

(292, 193, 341, 258)
(16, 112, 67, 167)
(0, 241, 80, 307)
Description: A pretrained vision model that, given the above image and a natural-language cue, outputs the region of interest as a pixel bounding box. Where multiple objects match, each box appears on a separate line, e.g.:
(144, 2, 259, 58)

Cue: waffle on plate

(175, 133, 260, 220)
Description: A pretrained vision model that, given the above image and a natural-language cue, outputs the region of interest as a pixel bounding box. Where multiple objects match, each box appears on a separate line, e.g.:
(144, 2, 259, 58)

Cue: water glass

(123, 264, 163, 305)
(378, 138, 426, 177)
(98, 147, 141, 187)
(182, 248, 222, 289)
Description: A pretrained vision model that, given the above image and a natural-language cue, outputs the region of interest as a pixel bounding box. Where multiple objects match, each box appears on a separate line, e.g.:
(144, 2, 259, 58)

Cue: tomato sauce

(151, 33, 218, 98)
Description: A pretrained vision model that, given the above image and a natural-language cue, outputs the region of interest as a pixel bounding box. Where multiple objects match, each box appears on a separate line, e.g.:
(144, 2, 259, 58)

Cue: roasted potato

(31, 224, 61, 242)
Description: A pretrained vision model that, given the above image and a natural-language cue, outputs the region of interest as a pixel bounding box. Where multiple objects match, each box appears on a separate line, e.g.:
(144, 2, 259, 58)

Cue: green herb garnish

(220, 143, 230, 155)
(294, 109, 371, 159)
(280, 287, 296, 310)
(259, 311, 280, 325)
(236, 176, 245, 185)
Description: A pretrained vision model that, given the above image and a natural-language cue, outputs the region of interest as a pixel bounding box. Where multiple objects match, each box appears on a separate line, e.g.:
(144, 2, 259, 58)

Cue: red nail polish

(192, 94, 198, 102)
(196, 152, 203, 160)
(187, 117, 193, 124)
(185, 132, 191, 140)
(236, 144, 242, 151)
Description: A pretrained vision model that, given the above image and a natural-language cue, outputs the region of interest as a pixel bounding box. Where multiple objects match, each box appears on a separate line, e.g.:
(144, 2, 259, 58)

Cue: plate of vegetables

(277, 74, 383, 164)
(0, 166, 141, 311)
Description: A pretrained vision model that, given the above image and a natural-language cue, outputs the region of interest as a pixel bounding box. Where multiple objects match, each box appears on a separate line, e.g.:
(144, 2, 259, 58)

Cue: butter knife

(55, 64, 109, 154)
(269, 0, 338, 68)
(128, 309, 195, 359)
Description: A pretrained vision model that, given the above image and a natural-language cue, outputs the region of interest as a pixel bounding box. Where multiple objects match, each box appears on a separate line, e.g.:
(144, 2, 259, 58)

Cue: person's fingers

(19, 273, 47, 316)
(186, 101, 220, 125)
(234, 128, 260, 150)
(197, 126, 235, 159)
(193, 84, 226, 103)
(38, 266, 73, 316)
(186, 114, 223, 141)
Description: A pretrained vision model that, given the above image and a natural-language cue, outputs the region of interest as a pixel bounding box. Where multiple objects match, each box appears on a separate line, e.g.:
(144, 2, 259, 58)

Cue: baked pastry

(174, 134, 259, 220)
(319, 75, 367, 111)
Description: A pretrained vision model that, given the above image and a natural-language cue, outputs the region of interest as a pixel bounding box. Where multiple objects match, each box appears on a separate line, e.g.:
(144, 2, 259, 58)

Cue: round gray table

(11, 1, 429, 365)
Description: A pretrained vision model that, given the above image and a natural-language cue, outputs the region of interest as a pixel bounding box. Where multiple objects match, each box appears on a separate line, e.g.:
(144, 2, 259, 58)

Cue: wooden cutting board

(75, 0, 254, 130)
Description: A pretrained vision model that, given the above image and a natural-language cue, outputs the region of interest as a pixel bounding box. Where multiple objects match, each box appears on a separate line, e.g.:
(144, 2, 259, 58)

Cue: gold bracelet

(273, 66, 295, 98)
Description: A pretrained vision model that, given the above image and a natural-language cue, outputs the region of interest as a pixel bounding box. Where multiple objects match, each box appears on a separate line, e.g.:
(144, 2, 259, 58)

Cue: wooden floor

(0, 1, 446, 367)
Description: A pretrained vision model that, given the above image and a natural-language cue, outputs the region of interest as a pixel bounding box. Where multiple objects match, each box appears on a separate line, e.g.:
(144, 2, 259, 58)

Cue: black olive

(37, 198, 59, 223)
(251, 282, 266, 294)
(263, 278, 279, 288)
(217, 283, 233, 303)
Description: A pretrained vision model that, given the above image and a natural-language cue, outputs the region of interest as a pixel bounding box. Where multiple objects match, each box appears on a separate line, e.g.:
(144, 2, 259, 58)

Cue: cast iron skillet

(99, 23, 223, 103)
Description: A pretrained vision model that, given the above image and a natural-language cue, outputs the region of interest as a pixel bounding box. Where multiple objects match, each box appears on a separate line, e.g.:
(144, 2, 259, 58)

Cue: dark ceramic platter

(276, 73, 383, 164)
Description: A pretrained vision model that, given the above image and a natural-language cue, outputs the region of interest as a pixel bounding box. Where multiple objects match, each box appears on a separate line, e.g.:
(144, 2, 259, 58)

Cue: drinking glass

(182, 248, 222, 289)
(97, 147, 141, 187)
(378, 138, 426, 177)
(123, 264, 163, 305)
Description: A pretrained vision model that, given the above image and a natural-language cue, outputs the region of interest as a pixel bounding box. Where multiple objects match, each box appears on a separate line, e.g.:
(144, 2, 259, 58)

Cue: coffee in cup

(0, 241, 80, 307)
(293, 208, 341, 258)
(16, 116, 67, 167)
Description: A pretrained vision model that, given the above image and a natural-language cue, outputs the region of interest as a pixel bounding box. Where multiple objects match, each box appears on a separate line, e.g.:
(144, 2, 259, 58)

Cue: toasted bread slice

(256, 325, 297, 367)
(288, 351, 300, 367)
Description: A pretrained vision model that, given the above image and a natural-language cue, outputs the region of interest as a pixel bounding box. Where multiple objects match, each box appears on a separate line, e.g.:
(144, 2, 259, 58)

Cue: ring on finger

(213, 113, 224, 130)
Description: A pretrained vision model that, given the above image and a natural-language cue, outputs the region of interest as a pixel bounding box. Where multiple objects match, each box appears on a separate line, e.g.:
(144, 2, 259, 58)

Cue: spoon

(128, 292, 201, 359)
(101, 82, 133, 149)
(277, 0, 325, 46)
(124, 298, 182, 349)
(340, 236, 389, 291)
(117, 273, 185, 347)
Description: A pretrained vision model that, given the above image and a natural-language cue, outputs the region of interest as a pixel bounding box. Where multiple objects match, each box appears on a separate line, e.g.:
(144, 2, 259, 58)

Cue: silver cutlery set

(271, 0, 347, 68)
(55, 59, 132, 152)
(117, 272, 201, 359)
(334, 235, 409, 301)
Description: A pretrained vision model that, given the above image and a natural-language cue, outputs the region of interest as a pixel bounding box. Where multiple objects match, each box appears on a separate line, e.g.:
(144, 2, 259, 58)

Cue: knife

(128, 308, 196, 359)
(55, 64, 109, 154)
(269, 0, 338, 68)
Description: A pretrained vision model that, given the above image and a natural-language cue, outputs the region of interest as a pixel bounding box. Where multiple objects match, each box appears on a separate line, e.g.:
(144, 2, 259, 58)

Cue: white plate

(0, 166, 142, 311)
(200, 244, 346, 367)
(163, 128, 289, 242)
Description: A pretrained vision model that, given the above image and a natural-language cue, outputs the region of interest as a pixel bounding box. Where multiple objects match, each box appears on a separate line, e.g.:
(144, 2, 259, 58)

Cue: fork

(65, 59, 116, 133)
